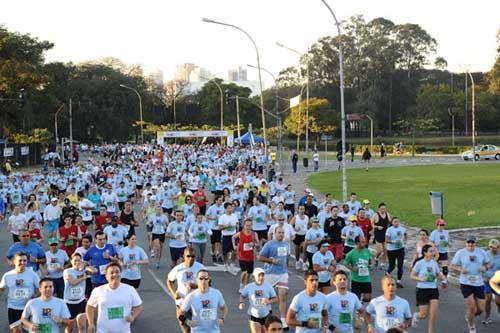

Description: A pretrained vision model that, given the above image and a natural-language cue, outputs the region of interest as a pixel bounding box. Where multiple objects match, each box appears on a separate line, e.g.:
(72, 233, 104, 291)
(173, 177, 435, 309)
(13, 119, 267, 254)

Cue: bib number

(14, 288, 29, 300)
(243, 243, 253, 251)
(99, 264, 108, 275)
(339, 312, 352, 324)
(107, 307, 124, 320)
(277, 247, 287, 257)
(395, 241, 403, 249)
(200, 308, 217, 321)
(70, 286, 84, 299)
(37, 323, 52, 333)
(358, 265, 369, 277)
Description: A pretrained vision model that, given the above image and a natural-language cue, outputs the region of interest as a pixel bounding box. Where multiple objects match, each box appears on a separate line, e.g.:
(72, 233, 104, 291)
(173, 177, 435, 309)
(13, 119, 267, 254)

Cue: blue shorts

(47, 220, 59, 233)
(484, 281, 500, 295)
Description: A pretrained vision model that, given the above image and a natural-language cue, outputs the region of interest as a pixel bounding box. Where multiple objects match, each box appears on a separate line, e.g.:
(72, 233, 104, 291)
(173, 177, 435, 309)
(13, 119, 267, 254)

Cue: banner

(21, 146, 29, 155)
(157, 130, 234, 147)
(3, 147, 14, 157)
(290, 95, 301, 108)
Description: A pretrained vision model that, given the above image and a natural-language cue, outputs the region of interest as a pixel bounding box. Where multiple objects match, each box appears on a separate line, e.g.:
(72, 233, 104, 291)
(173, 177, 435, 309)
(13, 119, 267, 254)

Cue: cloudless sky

(1, 0, 498, 85)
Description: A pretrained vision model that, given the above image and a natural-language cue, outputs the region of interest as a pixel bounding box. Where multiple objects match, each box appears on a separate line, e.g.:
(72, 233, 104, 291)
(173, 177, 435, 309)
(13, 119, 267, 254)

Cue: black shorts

(146, 224, 153, 233)
(239, 260, 254, 274)
(318, 280, 331, 289)
(250, 312, 271, 325)
(170, 247, 186, 263)
(67, 300, 87, 319)
(460, 284, 485, 299)
(438, 252, 448, 261)
(12, 234, 20, 243)
(136, 185, 143, 190)
(254, 229, 268, 241)
(222, 235, 234, 255)
(162, 207, 173, 215)
(152, 233, 166, 243)
(91, 211, 99, 217)
(293, 234, 305, 246)
(8, 308, 23, 325)
(374, 231, 386, 243)
(121, 278, 141, 289)
(351, 280, 372, 297)
(416, 288, 439, 306)
(210, 229, 221, 243)
(83, 219, 93, 226)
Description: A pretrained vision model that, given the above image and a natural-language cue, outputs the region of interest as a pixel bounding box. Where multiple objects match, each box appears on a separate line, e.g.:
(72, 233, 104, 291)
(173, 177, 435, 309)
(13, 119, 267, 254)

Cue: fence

(0, 143, 43, 167)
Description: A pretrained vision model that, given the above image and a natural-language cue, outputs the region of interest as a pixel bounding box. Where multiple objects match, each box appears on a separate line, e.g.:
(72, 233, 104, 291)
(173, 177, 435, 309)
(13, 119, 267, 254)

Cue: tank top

(375, 212, 389, 232)
(120, 210, 136, 235)
(238, 231, 254, 262)
(294, 215, 308, 236)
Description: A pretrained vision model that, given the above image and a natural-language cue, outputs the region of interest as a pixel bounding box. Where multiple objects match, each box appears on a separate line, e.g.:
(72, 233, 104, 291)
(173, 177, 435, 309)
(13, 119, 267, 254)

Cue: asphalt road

(1, 156, 499, 332)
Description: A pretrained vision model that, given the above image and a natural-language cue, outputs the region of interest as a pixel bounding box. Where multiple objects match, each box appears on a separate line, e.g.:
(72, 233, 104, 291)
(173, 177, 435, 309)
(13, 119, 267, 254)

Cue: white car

(462, 144, 500, 161)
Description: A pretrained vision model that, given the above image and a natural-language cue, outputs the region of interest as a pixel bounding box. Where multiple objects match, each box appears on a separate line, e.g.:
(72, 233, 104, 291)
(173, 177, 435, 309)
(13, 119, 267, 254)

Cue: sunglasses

(198, 277, 210, 281)
(185, 255, 196, 258)
(466, 241, 475, 244)
(20, 235, 29, 238)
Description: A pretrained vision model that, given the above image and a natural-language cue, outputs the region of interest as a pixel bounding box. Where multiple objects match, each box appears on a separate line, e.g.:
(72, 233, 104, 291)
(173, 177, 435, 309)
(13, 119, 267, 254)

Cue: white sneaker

(411, 312, 419, 327)
(295, 261, 301, 270)
(469, 326, 477, 333)
(150, 249, 155, 258)
(302, 262, 308, 271)
(223, 264, 228, 272)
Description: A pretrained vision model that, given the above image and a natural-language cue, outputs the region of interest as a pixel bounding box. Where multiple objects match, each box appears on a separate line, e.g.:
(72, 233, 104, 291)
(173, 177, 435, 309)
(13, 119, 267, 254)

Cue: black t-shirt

(304, 203, 318, 218)
(324, 216, 346, 243)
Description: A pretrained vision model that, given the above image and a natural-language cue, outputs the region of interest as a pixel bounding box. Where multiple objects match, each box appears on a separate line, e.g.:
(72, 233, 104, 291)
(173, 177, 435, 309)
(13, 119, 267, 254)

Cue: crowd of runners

(0, 143, 499, 333)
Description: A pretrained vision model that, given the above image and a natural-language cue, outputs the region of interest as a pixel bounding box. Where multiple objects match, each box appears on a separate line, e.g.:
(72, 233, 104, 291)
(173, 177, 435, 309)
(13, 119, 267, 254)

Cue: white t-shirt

(8, 214, 27, 235)
(87, 283, 142, 333)
(218, 213, 238, 237)
(293, 214, 309, 236)
(269, 223, 296, 242)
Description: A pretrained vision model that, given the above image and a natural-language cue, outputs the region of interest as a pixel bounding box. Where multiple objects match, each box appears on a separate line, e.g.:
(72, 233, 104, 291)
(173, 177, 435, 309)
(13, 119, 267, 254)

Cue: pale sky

(1, 0, 499, 85)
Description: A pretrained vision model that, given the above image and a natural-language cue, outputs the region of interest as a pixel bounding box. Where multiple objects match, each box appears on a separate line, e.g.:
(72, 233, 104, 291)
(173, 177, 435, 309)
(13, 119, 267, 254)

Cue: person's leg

(464, 295, 477, 328)
(484, 293, 492, 321)
(387, 250, 396, 275)
(428, 300, 439, 333)
(396, 248, 405, 281)
(249, 320, 262, 333)
(199, 243, 206, 264)
(278, 287, 288, 328)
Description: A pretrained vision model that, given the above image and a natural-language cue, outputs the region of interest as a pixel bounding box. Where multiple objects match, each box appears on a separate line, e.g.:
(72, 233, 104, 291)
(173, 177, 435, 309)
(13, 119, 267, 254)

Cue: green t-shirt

(344, 248, 372, 283)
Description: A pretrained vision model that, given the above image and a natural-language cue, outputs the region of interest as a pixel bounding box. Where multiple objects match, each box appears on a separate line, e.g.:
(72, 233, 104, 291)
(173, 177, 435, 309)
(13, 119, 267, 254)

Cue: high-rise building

(175, 63, 196, 82)
(146, 70, 164, 90)
(227, 66, 247, 82)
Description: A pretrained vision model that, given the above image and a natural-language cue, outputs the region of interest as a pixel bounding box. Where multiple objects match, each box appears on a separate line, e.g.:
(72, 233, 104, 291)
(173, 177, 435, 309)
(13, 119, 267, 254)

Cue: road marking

(147, 268, 172, 299)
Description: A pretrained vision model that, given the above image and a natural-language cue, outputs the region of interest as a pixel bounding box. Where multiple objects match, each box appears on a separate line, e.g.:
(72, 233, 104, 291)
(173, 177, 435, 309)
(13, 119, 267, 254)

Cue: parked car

(462, 144, 500, 161)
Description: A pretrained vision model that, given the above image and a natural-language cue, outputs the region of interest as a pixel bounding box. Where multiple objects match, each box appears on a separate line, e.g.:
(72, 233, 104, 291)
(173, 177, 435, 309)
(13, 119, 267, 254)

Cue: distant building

(228, 66, 247, 82)
(146, 70, 164, 91)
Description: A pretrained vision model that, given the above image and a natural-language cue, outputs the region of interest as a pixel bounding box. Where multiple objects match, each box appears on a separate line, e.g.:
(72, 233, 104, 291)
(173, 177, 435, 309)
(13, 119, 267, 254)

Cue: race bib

(64, 239, 74, 247)
(70, 286, 84, 299)
(466, 274, 479, 284)
(48, 263, 60, 272)
(196, 233, 206, 240)
(395, 241, 403, 249)
(339, 312, 352, 324)
(14, 288, 29, 300)
(176, 233, 185, 241)
(383, 318, 400, 329)
(255, 297, 266, 308)
(439, 240, 448, 248)
(107, 306, 124, 320)
(99, 264, 108, 275)
(358, 265, 369, 277)
(38, 323, 52, 333)
(255, 217, 264, 223)
(277, 247, 287, 257)
(426, 274, 436, 282)
(226, 225, 235, 232)
(243, 243, 253, 251)
(347, 239, 355, 246)
(200, 308, 217, 321)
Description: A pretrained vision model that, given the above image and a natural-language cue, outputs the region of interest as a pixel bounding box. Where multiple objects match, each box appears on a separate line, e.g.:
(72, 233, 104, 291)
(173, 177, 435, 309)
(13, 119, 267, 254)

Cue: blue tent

(236, 131, 264, 145)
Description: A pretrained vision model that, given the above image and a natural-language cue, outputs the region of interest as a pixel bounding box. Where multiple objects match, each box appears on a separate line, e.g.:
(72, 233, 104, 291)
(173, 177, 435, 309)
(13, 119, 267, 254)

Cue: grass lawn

(308, 164, 500, 230)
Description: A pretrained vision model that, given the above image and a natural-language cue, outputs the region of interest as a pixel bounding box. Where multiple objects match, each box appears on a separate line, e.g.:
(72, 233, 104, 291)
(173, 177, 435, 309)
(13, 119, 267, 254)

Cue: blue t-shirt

(119, 246, 148, 281)
(365, 295, 412, 333)
(289, 290, 327, 333)
(22, 297, 71, 333)
(325, 291, 362, 333)
(166, 221, 187, 248)
(259, 240, 290, 275)
(241, 282, 276, 318)
(181, 288, 225, 333)
(305, 228, 325, 254)
(385, 226, 406, 251)
(312, 251, 335, 283)
(63, 268, 86, 304)
(83, 244, 117, 284)
(6, 242, 46, 272)
(248, 204, 270, 231)
(429, 229, 449, 253)
(0, 269, 40, 310)
(45, 249, 70, 279)
(412, 258, 440, 289)
(451, 247, 489, 286)
(87, 193, 101, 213)
(206, 204, 224, 230)
(341, 225, 363, 248)
(485, 251, 500, 279)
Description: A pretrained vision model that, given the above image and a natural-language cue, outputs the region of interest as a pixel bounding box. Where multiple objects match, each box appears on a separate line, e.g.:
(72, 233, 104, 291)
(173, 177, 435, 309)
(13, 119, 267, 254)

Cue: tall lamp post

(202, 17, 267, 155)
(200, 77, 224, 130)
(120, 84, 144, 144)
(247, 64, 283, 171)
(466, 71, 476, 164)
(320, 0, 347, 201)
(54, 104, 64, 157)
(276, 42, 310, 153)
(365, 114, 374, 154)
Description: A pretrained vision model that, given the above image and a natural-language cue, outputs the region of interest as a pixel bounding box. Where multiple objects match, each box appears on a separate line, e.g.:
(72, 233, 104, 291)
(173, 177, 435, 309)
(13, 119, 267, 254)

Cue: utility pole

(236, 96, 241, 141)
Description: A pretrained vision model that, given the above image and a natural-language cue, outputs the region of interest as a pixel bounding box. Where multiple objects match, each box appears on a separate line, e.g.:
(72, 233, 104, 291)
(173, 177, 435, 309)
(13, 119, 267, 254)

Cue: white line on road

(147, 268, 172, 299)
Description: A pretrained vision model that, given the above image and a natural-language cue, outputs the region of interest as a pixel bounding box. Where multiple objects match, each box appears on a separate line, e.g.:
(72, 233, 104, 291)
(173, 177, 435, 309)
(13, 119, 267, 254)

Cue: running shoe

(396, 281, 404, 288)
(155, 262, 160, 269)
(295, 261, 301, 270)
(411, 312, 419, 327)
(482, 318, 493, 325)
(440, 280, 449, 291)
(151, 250, 155, 258)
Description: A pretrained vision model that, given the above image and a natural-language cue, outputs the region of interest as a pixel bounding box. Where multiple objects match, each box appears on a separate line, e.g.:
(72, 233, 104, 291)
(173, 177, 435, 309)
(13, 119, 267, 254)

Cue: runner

(63, 253, 89, 333)
(42, 238, 70, 299)
(118, 200, 138, 237)
(206, 196, 225, 264)
(356, 208, 372, 245)
(258, 226, 290, 330)
(0, 252, 40, 333)
(483, 239, 500, 324)
(239, 267, 278, 333)
(83, 230, 119, 288)
(344, 236, 373, 305)
(166, 210, 188, 268)
(341, 215, 364, 257)
(150, 205, 168, 268)
(8, 206, 28, 243)
(371, 203, 390, 269)
(264, 315, 284, 333)
(233, 218, 259, 293)
(21, 278, 71, 333)
(178, 269, 228, 333)
(290, 205, 309, 271)
(119, 234, 149, 289)
(410, 229, 436, 268)
(248, 196, 271, 248)
(312, 241, 336, 294)
(304, 217, 325, 269)
(102, 216, 128, 251)
(167, 247, 206, 333)
(189, 213, 212, 264)
(59, 214, 79, 256)
(286, 270, 329, 332)
(324, 205, 346, 261)
(6, 229, 46, 273)
(385, 217, 407, 288)
(364, 275, 412, 333)
(86, 262, 143, 333)
(429, 218, 450, 288)
(450, 235, 490, 333)
(325, 270, 363, 333)
(219, 202, 239, 271)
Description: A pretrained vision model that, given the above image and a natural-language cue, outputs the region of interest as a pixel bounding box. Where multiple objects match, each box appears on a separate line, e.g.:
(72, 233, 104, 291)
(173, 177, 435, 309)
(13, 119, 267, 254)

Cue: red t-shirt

(95, 215, 110, 231)
(59, 224, 78, 256)
(28, 228, 42, 241)
(357, 218, 373, 240)
(238, 231, 255, 262)
(193, 191, 207, 208)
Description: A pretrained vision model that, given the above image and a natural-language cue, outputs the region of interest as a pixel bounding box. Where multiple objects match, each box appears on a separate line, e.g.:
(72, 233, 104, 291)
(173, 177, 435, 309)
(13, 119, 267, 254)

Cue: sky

(1, 0, 499, 85)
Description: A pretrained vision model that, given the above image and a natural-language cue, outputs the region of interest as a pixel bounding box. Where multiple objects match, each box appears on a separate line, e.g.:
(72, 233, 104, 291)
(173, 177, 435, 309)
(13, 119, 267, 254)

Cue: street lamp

(247, 64, 283, 171)
(200, 77, 224, 130)
(202, 17, 267, 155)
(320, 0, 347, 202)
(276, 42, 310, 153)
(365, 115, 374, 154)
(466, 71, 476, 164)
(120, 84, 144, 144)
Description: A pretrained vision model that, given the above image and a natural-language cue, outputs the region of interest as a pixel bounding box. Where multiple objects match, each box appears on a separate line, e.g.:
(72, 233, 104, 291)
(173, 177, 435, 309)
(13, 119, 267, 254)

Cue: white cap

(51, 197, 58, 202)
(253, 267, 265, 279)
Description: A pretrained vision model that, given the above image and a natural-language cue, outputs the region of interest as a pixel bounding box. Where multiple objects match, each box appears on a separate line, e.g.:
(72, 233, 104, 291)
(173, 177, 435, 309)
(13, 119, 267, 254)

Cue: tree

(283, 98, 336, 138)
(487, 29, 500, 95)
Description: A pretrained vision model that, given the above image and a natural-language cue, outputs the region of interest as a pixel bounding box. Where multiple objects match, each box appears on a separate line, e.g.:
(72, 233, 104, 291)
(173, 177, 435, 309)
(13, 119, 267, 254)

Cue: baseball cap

(311, 216, 319, 223)
(253, 267, 265, 279)
(51, 197, 58, 202)
(349, 215, 358, 222)
(436, 218, 446, 226)
(466, 235, 477, 243)
(489, 239, 499, 248)
(362, 199, 370, 204)
(48, 237, 59, 245)
(320, 241, 330, 247)
(305, 188, 311, 193)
